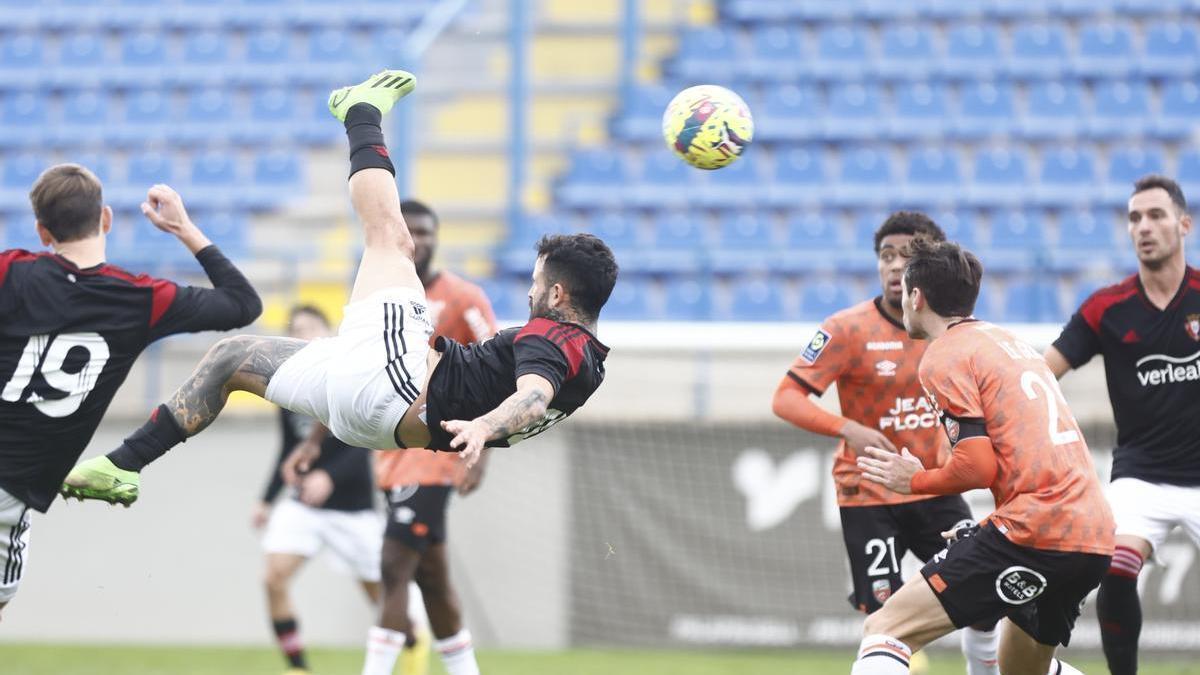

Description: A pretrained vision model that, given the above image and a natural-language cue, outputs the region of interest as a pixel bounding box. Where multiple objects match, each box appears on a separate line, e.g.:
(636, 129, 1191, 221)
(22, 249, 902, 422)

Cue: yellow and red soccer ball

(662, 84, 755, 170)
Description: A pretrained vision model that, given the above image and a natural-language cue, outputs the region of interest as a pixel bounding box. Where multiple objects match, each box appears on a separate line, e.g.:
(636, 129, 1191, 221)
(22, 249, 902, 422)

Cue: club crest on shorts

(872, 578, 892, 604)
(995, 566, 1047, 605)
(801, 328, 831, 364)
(1186, 314, 1200, 341)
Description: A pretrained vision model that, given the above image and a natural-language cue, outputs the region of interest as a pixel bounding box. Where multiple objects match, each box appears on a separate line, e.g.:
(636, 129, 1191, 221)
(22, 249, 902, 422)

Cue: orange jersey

(787, 298, 950, 507)
(919, 320, 1114, 555)
(375, 271, 498, 488)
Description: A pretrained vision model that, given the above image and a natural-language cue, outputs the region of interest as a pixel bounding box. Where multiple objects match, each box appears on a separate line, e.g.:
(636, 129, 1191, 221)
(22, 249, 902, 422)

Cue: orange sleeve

(910, 436, 996, 495)
(772, 372, 847, 438)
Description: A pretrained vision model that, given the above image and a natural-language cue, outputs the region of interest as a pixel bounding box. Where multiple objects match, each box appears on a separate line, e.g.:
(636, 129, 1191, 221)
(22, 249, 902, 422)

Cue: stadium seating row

(616, 81, 1200, 143)
(0, 151, 303, 213)
(557, 145, 1195, 209)
(481, 271, 1101, 323)
(722, 0, 1196, 23)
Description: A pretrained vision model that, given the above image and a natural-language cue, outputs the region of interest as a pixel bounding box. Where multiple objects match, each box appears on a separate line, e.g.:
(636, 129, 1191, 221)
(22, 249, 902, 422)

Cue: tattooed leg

(106, 335, 307, 471)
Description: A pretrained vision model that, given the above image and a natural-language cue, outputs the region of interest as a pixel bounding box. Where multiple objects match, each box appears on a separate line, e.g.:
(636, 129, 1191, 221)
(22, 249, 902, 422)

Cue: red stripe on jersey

(1080, 276, 1138, 333)
(0, 249, 40, 289)
(516, 318, 587, 379)
(96, 264, 179, 328)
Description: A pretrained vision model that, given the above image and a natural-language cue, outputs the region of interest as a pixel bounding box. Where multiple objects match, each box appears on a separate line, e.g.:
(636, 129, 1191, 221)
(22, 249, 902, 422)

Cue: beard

(885, 294, 902, 310)
(528, 294, 568, 322)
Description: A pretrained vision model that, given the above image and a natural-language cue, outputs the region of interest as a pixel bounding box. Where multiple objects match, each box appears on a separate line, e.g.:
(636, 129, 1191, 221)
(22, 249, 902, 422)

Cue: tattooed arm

(440, 373, 554, 468)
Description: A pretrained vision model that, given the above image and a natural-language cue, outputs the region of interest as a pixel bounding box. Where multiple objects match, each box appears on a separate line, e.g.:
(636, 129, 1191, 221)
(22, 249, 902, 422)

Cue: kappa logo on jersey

(1187, 314, 1200, 342)
(875, 360, 897, 377)
(872, 579, 892, 604)
(995, 566, 1047, 605)
(801, 329, 831, 364)
(1134, 348, 1200, 387)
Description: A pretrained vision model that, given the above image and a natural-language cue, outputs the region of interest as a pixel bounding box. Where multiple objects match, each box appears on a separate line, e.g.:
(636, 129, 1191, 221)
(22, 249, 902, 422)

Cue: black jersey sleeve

(1052, 310, 1101, 369)
(513, 334, 570, 394)
(149, 246, 262, 341)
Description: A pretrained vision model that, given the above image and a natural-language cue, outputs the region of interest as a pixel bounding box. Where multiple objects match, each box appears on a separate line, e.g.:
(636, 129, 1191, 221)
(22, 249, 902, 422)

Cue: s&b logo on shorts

(995, 566, 1047, 605)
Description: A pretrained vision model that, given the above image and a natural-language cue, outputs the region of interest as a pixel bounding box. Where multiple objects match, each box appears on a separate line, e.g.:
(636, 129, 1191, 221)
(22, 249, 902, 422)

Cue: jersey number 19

(1, 333, 110, 417)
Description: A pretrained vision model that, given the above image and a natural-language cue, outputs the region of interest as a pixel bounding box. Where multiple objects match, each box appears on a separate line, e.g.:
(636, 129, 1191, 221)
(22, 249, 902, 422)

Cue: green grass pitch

(3, 645, 1199, 675)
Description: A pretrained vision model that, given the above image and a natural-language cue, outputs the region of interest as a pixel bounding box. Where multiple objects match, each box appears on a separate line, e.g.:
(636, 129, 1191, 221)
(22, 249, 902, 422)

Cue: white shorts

(1107, 477, 1200, 553)
(0, 486, 31, 603)
(261, 499, 383, 582)
(266, 288, 433, 450)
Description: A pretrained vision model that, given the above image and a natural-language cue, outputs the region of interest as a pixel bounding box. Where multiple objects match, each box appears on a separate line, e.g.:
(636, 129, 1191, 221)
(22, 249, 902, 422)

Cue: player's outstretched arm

(61, 335, 306, 505)
(141, 184, 212, 254)
(772, 375, 897, 455)
(440, 374, 554, 468)
(1043, 346, 1072, 380)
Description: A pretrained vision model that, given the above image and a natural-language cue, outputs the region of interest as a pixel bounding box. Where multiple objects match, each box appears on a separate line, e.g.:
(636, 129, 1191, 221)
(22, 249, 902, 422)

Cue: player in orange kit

(361, 199, 498, 675)
(852, 237, 1114, 675)
(772, 212, 998, 674)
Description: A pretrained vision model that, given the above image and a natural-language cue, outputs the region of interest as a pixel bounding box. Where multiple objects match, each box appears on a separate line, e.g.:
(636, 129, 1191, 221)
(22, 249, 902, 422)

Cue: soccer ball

(662, 85, 754, 170)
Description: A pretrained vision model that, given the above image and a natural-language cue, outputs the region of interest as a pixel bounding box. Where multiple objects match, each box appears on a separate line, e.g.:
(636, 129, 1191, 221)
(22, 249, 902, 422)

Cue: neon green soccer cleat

(328, 69, 417, 121)
(60, 456, 140, 507)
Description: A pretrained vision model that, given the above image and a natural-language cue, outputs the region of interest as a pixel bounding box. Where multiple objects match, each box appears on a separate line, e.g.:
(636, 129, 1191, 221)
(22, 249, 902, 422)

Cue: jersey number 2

(0, 333, 111, 417)
(1020, 371, 1079, 446)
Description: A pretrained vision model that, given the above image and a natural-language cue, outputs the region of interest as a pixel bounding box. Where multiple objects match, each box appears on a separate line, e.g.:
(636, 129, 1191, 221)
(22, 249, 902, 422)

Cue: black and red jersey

(0, 246, 261, 511)
(424, 318, 609, 450)
(260, 409, 373, 512)
(1053, 268, 1200, 486)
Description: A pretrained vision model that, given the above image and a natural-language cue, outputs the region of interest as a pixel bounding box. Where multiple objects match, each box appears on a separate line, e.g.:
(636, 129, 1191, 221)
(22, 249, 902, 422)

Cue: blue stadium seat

(779, 211, 846, 272)
(749, 27, 804, 80)
(590, 212, 642, 252)
(114, 90, 171, 146)
(1089, 81, 1151, 138)
(955, 82, 1016, 138)
(824, 83, 883, 140)
(812, 25, 871, 79)
(852, 210, 890, 249)
(1103, 146, 1165, 205)
(1036, 147, 1098, 204)
(1140, 22, 1199, 77)
(0, 34, 43, 88)
(1004, 280, 1061, 322)
(188, 152, 238, 209)
(195, 211, 246, 254)
(836, 147, 894, 206)
(56, 90, 110, 148)
(644, 211, 706, 273)
(673, 27, 738, 80)
(59, 152, 111, 183)
(119, 31, 167, 73)
(247, 87, 297, 129)
(1021, 82, 1084, 139)
(723, 276, 787, 321)
(501, 215, 567, 271)
(305, 28, 357, 84)
(800, 280, 852, 321)
(245, 151, 301, 208)
(1156, 82, 1200, 139)
(0, 154, 44, 213)
(1052, 209, 1117, 271)
(1075, 22, 1136, 77)
(113, 152, 174, 209)
(768, 146, 825, 207)
(613, 85, 671, 140)
(757, 85, 821, 142)
(932, 208, 978, 249)
(716, 212, 774, 251)
(172, 88, 234, 146)
(989, 209, 1044, 251)
(178, 30, 229, 84)
(0, 92, 44, 149)
(904, 148, 961, 204)
(1178, 151, 1200, 196)
(890, 83, 949, 140)
(1008, 23, 1069, 78)
(662, 277, 712, 320)
(941, 24, 1003, 79)
(633, 151, 694, 209)
(968, 148, 1029, 206)
(57, 32, 107, 73)
(702, 155, 763, 208)
(876, 25, 936, 78)
(558, 150, 629, 209)
(601, 276, 652, 321)
(241, 29, 291, 83)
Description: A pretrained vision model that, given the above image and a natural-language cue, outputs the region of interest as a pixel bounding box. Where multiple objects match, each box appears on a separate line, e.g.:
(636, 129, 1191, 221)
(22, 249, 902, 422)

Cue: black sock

(106, 404, 187, 472)
(1097, 571, 1141, 675)
(272, 617, 307, 669)
(345, 103, 394, 178)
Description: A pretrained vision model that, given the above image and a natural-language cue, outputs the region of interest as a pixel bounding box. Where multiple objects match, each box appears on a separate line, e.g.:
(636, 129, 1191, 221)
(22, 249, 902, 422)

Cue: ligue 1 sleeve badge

(1186, 314, 1200, 341)
(944, 417, 961, 445)
(801, 328, 831, 364)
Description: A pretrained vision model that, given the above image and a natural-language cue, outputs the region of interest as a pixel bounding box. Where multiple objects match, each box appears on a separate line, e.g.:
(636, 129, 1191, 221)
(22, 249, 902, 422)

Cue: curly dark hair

(535, 233, 619, 321)
(873, 210, 946, 253)
(902, 236, 983, 318)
